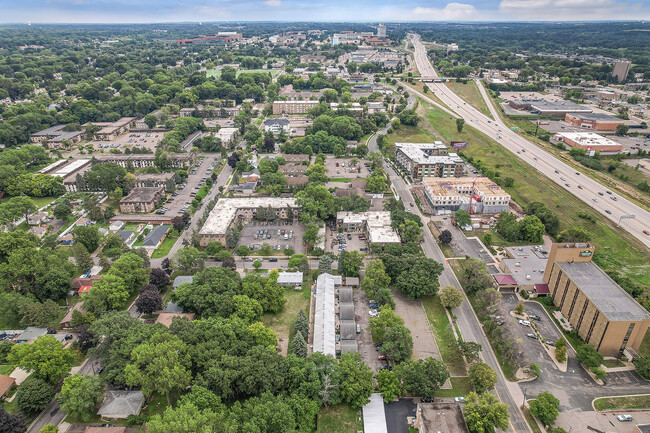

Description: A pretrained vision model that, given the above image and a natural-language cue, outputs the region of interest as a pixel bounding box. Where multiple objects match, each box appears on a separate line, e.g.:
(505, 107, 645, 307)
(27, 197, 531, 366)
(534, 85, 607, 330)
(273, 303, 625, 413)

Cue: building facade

(564, 113, 623, 131)
(543, 243, 650, 357)
(394, 142, 464, 180)
(422, 177, 511, 214)
(119, 187, 165, 213)
(272, 100, 320, 115)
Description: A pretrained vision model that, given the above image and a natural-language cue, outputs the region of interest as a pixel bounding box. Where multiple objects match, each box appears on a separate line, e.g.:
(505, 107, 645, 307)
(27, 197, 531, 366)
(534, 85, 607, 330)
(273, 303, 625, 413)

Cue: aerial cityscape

(0, 9, 648, 433)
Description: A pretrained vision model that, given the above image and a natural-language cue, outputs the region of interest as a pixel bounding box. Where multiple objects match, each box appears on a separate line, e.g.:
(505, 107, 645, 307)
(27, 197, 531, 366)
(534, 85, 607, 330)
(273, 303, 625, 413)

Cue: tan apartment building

(543, 243, 650, 357)
(273, 100, 319, 115)
(394, 142, 464, 181)
(93, 153, 196, 169)
(90, 117, 136, 141)
(119, 187, 165, 213)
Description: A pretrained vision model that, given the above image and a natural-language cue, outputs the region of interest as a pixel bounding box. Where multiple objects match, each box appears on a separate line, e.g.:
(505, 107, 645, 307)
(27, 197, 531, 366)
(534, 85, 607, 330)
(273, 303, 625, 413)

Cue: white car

(617, 415, 633, 422)
(454, 397, 466, 403)
(369, 310, 379, 318)
(518, 319, 531, 327)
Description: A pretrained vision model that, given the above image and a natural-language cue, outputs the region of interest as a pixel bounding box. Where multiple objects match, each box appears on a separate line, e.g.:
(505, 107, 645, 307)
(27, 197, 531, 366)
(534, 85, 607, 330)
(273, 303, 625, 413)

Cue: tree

(146, 403, 223, 433)
(369, 307, 404, 343)
(0, 196, 38, 228)
(395, 260, 443, 299)
(109, 252, 148, 293)
(71, 243, 93, 271)
(575, 344, 603, 368)
(84, 274, 129, 314)
(252, 260, 262, 270)
(57, 374, 104, 422)
(634, 357, 650, 380)
(463, 391, 510, 433)
(557, 227, 591, 242)
(136, 289, 163, 314)
(439, 229, 452, 244)
(342, 250, 364, 277)
(8, 335, 74, 383)
(518, 215, 545, 243)
(456, 118, 465, 133)
(125, 333, 192, 405)
(529, 391, 559, 427)
(515, 300, 524, 315)
(454, 209, 471, 227)
(149, 268, 170, 291)
(469, 362, 497, 393)
(380, 324, 413, 363)
(439, 285, 464, 309)
(53, 202, 72, 221)
(335, 352, 374, 409)
(72, 225, 100, 253)
(0, 407, 25, 433)
(39, 426, 58, 433)
(318, 254, 334, 274)
(293, 310, 309, 339)
(16, 376, 54, 414)
(394, 358, 450, 396)
(615, 124, 629, 136)
(290, 331, 308, 358)
(144, 114, 158, 129)
(173, 247, 206, 273)
(554, 338, 567, 362)
(377, 369, 402, 403)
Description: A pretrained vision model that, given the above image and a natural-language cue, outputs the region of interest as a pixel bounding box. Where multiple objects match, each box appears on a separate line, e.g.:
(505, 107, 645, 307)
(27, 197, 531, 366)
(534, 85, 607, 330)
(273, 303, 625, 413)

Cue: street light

(618, 214, 635, 227)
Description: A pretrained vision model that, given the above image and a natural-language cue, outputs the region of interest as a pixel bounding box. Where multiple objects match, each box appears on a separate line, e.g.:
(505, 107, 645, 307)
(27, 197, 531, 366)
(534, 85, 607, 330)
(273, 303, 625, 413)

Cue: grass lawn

(151, 234, 179, 259)
(594, 395, 650, 411)
(447, 80, 493, 119)
(385, 125, 436, 149)
(317, 404, 362, 433)
(421, 295, 466, 376)
(263, 285, 311, 348)
(602, 359, 625, 368)
(0, 365, 15, 375)
(521, 405, 543, 433)
(434, 376, 472, 398)
(425, 105, 650, 289)
(0, 196, 56, 208)
(638, 332, 650, 358)
(402, 81, 452, 111)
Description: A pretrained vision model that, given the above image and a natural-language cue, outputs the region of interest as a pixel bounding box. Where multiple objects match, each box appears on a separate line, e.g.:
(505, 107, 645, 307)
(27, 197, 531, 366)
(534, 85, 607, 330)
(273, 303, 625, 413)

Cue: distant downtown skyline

(1, 0, 649, 23)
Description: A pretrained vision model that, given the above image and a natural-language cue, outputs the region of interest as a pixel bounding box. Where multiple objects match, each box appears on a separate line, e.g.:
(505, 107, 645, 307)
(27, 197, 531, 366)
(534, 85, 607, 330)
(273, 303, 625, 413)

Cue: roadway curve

(408, 34, 650, 248)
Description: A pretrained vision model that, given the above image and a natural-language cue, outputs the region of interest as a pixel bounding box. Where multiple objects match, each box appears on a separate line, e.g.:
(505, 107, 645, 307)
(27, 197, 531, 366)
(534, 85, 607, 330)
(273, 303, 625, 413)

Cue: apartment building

(422, 177, 511, 214)
(93, 153, 196, 169)
(272, 100, 320, 115)
(119, 187, 165, 213)
(394, 142, 464, 180)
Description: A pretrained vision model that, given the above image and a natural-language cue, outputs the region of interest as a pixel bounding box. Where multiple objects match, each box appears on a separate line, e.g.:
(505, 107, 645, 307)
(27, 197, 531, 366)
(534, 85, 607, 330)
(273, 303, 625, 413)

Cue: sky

(1, 0, 649, 23)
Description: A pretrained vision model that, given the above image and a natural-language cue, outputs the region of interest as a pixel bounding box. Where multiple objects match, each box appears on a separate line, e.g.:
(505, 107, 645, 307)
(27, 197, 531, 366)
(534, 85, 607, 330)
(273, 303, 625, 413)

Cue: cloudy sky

(1, 0, 648, 23)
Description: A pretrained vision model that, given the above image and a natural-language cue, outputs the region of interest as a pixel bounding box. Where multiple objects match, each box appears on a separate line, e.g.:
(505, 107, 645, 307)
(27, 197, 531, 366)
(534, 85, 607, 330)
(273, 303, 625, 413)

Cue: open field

(447, 80, 493, 119)
(594, 395, 650, 411)
(263, 285, 310, 355)
(434, 376, 473, 398)
(421, 294, 466, 376)
(317, 404, 362, 433)
(385, 125, 436, 147)
(424, 105, 650, 289)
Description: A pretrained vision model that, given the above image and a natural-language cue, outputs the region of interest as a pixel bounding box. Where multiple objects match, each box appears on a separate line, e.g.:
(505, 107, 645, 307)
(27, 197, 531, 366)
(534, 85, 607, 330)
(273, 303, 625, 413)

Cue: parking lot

(90, 130, 165, 151)
(353, 287, 383, 373)
(158, 156, 218, 216)
(324, 226, 368, 253)
(237, 220, 306, 254)
(323, 156, 371, 179)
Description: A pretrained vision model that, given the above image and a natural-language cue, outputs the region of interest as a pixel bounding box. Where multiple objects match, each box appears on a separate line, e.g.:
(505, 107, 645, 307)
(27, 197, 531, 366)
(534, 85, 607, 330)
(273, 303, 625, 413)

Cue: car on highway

(560, 177, 566, 181)
(577, 185, 583, 189)
(575, 172, 580, 175)
(518, 319, 531, 326)
(611, 196, 617, 201)
(605, 210, 612, 214)
(592, 198, 598, 202)
(554, 170, 559, 174)
(598, 192, 604, 196)
(606, 190, 612, 194)
(565, 183, 570, 187)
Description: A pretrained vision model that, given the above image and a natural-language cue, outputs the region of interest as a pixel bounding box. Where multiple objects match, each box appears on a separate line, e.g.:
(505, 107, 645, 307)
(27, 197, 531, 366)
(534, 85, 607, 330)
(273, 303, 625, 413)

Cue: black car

(375, 342, 383, 350)
(421, 397, 435, 403)
(379, 364, 392, 371)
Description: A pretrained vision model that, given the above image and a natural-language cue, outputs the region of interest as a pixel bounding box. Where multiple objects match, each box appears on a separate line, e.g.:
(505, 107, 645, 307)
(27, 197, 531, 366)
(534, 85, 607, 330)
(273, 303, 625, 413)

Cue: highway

(408, 34, 650, 249)
(369, 112, 530, 433)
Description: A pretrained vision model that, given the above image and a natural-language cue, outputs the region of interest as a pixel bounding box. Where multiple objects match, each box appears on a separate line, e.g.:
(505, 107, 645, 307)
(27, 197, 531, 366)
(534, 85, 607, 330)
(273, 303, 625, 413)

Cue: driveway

(354, 288, 382, 373)
(392, 288, 441, 361)
(385, 399, 416, 433)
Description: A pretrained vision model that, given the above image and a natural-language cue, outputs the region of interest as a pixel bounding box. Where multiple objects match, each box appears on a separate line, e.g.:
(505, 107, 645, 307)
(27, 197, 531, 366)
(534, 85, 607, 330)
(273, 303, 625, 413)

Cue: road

(27, 358, 101, 433)
(408, 34, 650, 248)
(369, 116, 530, 433)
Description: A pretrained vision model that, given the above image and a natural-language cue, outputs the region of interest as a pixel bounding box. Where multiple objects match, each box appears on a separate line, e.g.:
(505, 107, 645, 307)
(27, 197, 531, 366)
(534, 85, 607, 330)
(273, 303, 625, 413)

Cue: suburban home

(97, 390, 145, 419)
(15, 327, 48, 344)
(155, 313, 196, 328)
(0, 375, 16, 398)
(27, 212, 48, 226)
(141, 224, 170, 250)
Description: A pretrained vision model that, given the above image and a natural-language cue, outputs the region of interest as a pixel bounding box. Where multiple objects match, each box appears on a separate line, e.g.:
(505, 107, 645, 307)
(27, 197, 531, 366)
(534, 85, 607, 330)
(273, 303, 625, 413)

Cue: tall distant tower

(377, 23, 386, 38)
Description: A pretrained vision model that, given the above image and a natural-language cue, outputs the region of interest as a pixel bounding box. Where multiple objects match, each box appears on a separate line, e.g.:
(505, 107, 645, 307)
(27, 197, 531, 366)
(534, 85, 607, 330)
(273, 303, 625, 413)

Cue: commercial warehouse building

(394, 142, 463, 181)
(554, 132, 622, 153)
(422, 177, 511, 214)
(543, 243, 650, 357)
(199, 197, 299, 246)
(564, 113, 624, 131)
(336, 211, 401, 244)
(508, 99, 592, 116)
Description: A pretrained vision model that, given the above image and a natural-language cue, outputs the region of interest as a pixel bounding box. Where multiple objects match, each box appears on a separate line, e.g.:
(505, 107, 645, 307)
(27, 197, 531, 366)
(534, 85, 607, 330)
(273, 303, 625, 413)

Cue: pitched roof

(141, 224, 169, 247)
(84, 427, 127, 433)
(155, 313, 195, 328)
(0, 375, 16, 396)
(493, 274, 518, 286)
(97, 390, 145, 418)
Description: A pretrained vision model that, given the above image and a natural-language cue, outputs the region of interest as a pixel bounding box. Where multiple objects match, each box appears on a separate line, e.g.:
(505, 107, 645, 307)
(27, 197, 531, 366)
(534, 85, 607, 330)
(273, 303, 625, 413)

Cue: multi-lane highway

(409, 34, 650, 248)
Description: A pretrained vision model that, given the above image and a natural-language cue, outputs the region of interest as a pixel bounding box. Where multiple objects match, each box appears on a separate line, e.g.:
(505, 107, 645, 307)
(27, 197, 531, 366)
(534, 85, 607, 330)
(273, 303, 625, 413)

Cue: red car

(644, 230, 650, 236)
(378, 354, 388, 360)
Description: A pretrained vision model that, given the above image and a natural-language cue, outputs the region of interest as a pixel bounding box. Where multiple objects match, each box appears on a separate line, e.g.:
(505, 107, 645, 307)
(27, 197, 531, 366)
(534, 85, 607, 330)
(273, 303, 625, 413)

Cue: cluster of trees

(369, 308, 413, 363)
(0, 146, 61, 197)
(496, 212, 545, 244)
(384, 196, 422, 243)
(376, 357, 450, 402)
(375, 243, 444, 299)
(361, 259, 394, 308)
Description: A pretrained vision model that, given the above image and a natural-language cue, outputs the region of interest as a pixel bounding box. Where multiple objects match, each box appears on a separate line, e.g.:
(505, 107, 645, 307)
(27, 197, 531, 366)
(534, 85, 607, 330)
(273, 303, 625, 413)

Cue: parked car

(617, 415, 633, 422)
(356, 324, 361, 334)
(454, 397, 466, 403)
(369, 310, 379, 318)
(528, 314, 541, 321)
(379, 364, 392, 371)
(421, 397, 435, 403)
(526, 333, 538, 340)
(518, 319, 531, 326)
(378, 354, 388, 360)
(269, 258, 278, 262)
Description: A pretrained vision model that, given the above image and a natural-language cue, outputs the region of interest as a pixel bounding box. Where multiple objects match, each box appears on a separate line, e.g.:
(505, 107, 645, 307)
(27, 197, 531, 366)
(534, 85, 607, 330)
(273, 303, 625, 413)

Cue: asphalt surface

(369, 107, 530, 433)
(408, 33, 650, 248)
(385, 399, 416, 433)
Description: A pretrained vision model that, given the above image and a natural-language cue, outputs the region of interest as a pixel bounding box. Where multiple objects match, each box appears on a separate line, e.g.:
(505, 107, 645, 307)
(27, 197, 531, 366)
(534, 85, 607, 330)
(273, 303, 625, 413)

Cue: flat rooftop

(569, 112, 620, 122)
(502, 246, 548, 286)
(557, 261, 650, 322)
(423, 177, 510, 198)
(337, 211, 401, 243)
(51, 159, 91, 177)
(200, 197, 298, 236)
(395, 142, 462, 165)
(523, 99, 593, 113)
(556, 132, 621, 148)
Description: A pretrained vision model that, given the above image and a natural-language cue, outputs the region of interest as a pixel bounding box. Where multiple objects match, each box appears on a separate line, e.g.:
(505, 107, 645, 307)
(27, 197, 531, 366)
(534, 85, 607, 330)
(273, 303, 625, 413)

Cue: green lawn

(425, 105, 650, 289)
(521, 405, 543, 433)
(0, 196, 56, 208)
(263, 285, 311, 348)
(316, 404, 362, 433)
(434, 376, 472, 398)
(385, 125, 436, 147)
(151, 234, 179, 259)
(421, 295, 466, 376)
(594, 395, 650, 411)
(639, 332, 650, 358)
(0, 365, 15, 375)
(448, 80, 493, 119)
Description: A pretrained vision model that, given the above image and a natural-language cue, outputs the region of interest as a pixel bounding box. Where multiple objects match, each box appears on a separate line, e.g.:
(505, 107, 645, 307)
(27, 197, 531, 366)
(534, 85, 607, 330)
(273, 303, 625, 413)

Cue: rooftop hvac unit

(526, 275, 531, 280)
(515, 262, 521, 267)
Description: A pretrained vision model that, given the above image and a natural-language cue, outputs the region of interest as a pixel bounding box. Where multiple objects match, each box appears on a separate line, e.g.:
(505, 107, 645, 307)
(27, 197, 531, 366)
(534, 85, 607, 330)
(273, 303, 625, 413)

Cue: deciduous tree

(57, 374, 104, 422)
(529, 391, 559, 427)
(464, 391, 510, 433)
(469, 362, 497, 393)
(8, 335, 74, 383)
(439, 285, 464, 309)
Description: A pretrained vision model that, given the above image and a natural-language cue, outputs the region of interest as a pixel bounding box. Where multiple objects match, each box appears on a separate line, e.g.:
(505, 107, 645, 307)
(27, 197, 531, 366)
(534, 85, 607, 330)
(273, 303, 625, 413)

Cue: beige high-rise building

(543, 243, 650, 357)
